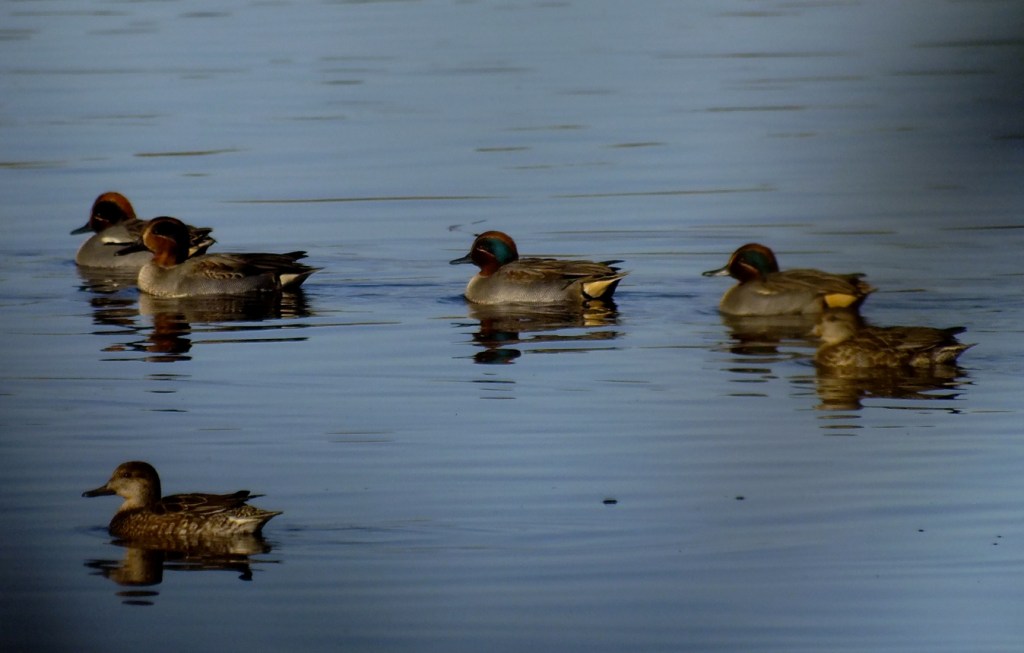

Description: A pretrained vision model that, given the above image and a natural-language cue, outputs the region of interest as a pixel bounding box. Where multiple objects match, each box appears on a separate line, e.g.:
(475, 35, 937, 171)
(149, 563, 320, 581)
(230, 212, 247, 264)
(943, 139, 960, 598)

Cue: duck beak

(83, 484, 115, 498)
(115, 242, 149, 256)
(701, 264, 731, 277)
(70, 222, 93, 235)
(449, 253, 473, 265)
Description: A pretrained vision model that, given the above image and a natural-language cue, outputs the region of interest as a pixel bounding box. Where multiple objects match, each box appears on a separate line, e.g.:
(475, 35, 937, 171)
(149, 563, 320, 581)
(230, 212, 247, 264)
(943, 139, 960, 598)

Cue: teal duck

(117, 216, 318, 297)
(73, 192, 214, 269)
(83, 461, 281, 539)
(703, 243, 874, 316)
(813, 311, 973, 368)
(450, 230, 626, 305)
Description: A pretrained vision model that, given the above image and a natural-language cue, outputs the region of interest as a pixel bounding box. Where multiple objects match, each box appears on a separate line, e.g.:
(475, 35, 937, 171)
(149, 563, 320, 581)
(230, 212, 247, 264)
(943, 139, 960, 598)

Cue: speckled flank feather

(703, 243, 874, 316)
(451, 230, 627, 305)
(83, 461, 281, 539)
(813, 311, 973, 368)
(73, 192, 215, 269)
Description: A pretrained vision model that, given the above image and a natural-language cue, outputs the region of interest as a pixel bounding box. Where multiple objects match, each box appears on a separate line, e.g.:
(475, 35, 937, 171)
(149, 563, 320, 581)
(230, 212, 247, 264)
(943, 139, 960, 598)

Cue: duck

(83, 461, 281, 539)
(117, 216, 319, 297)
(72, 192, 215, 269)
(703, 243, 874, 316)
(813, 311, 973, 368)
(450, 230, 627, 305)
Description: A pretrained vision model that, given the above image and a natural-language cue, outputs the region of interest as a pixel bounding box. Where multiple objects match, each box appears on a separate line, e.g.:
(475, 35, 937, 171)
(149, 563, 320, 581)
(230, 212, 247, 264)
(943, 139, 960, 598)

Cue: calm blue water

(2, 1, 1023, 651)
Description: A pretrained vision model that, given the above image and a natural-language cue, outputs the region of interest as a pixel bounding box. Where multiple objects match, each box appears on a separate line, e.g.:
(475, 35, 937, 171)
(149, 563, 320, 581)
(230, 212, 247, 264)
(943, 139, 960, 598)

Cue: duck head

(116, 216, 191, 266)
(83, 461, 162, 511)
(812, 311, 860, 345)
(71, 192, 137, 235)
(450, 231, 520, 276)
(703, 243, 780, 282)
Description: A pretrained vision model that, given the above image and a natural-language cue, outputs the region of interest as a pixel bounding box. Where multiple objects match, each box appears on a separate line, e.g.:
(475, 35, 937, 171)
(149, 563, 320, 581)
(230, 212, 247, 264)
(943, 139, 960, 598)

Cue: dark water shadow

(137, 291, 314, 323)
(85, 535, 278, 605)
(87, 292, 316, 363)
(812, 364, 972, 412)
(128, 293, 316, 363)
(715, 312, 820, 356)
(453, 301, 622, 364)
(76, 266, 140, 295)
(88, 294, 142, 331)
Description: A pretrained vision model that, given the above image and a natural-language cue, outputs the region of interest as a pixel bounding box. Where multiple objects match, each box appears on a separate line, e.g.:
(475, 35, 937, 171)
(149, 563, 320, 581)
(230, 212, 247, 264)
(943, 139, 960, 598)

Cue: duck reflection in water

(715, 312, 828, 357)
(85, 534, 277, 604)
(112, 292, 314, 363)
(76, 266, 142, 295)
(811, 310, 974, 410)
(456, 301, 622, 364)
(84, 293, 144, 345)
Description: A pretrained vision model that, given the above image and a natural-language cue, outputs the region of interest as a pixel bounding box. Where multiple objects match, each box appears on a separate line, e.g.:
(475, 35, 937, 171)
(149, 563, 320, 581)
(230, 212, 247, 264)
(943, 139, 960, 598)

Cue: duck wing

(865, 325, 966, 351)
(154, 490, 259, 516)
(510, 258, 623, 285)
(189, 252, 310, 281)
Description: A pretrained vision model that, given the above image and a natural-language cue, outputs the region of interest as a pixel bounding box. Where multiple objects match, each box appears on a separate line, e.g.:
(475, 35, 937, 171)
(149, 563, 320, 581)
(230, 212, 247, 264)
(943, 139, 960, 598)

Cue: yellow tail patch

(823, 293, 858, 308)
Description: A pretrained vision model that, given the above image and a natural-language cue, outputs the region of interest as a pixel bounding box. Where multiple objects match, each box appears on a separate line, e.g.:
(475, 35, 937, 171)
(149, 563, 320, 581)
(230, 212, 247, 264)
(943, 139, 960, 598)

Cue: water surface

(2, 1, 1023, 651)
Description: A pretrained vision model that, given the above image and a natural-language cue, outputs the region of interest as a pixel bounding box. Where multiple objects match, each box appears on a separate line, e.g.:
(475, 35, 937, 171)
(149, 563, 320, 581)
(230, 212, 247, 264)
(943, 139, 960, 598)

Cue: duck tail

(582, 273, 626, 301)
(279, 267, 320, 290)
(933, 342, 974, 365)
